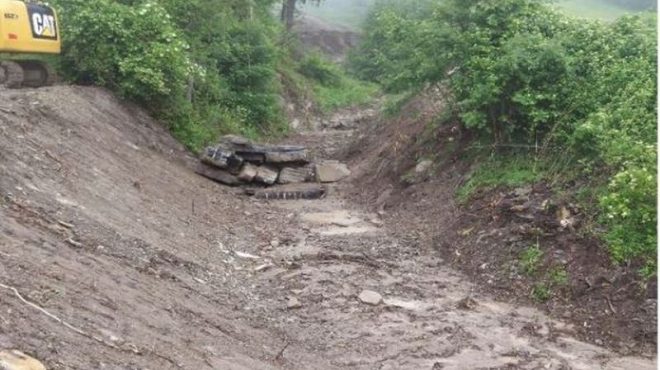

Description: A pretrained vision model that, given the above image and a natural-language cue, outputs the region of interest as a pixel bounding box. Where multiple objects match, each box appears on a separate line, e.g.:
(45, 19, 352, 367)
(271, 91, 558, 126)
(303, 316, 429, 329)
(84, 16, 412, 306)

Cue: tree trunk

(281, 0, 297, 31)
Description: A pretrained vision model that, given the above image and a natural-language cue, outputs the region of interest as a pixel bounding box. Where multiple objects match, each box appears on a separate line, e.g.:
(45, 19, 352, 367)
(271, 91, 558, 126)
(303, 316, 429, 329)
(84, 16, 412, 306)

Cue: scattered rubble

(195, 135, 350, 190)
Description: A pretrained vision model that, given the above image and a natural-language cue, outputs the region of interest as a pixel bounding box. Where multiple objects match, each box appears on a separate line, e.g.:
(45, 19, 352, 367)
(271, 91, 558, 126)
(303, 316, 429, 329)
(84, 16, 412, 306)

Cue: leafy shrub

(299, 53, 342, 86)
(51, 0, 285, 150)
(356, 0, 657, 273)
(53, 0, 191, 105)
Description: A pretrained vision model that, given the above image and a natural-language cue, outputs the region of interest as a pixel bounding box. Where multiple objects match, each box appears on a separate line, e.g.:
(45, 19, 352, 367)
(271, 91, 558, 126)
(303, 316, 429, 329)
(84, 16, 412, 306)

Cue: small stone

(237, 163, 259, 182)
(254, 166, 279, 185)
(287, 296, 302, 309)
(513, 186, 533, 197)
(270, 240, 280, 248)
(369, 218, 384, 227)
(0, 350, 46, 370)
(254, 264, 272, 272)
(358, 290, 383, 306)
(415, 160, 433, 174)
(278, 166, 314, 184)
(315, 161, 351, 183)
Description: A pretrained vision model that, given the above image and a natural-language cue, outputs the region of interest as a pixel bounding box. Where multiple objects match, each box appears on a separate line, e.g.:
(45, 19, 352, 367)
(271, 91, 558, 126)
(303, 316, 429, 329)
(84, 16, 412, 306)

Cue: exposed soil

(343, 87, 658, 358)
(0, 85, 656, 369)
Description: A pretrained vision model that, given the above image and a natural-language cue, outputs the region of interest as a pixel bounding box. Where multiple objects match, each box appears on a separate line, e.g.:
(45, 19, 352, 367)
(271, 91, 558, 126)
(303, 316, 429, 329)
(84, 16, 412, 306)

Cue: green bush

(356, 0, 657, 274)
(299, 53, 342, 86)
(53, 0, 191, 105)
(51, 0, 285, 150)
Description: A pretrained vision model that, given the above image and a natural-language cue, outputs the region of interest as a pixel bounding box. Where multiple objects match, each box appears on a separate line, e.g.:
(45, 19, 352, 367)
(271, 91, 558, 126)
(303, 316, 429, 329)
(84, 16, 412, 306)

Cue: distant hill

(301, 0, 656, 29)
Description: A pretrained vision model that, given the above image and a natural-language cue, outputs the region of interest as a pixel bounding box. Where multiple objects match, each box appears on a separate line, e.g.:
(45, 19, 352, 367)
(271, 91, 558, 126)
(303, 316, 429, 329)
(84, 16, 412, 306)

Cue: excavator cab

(0, 0, 60, 88)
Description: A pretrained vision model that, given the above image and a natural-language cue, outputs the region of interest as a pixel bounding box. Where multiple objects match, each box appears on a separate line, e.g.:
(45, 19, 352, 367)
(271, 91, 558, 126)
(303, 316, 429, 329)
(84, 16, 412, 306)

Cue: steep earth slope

(0, 86, 655, 369)
(343, 88, 657, 356)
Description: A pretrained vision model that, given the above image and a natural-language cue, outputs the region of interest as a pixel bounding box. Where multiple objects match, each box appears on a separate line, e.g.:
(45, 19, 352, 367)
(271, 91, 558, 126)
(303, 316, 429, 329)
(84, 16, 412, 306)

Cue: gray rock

(254, 166, 279, 185)
(195, 163, 241, 186)
(287, 296, 302, 309)
(0, 350, 46, 370)
(200, 146, 243, 172)
(278, 166, 314, 184)
(238, 163, 258, 182)
(315, 161, 351, 183)
(358, 290, 383, 306)
(265, 150, 309, 164)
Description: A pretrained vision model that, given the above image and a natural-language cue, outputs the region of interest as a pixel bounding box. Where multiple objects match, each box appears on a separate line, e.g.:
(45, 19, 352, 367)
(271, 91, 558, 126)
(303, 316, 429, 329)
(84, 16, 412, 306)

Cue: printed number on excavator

(0, 0, 60, 88)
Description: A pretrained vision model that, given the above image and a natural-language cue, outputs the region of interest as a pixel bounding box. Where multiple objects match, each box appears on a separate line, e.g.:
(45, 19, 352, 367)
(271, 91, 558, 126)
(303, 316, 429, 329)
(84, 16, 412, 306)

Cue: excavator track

(0, 60, 57, 88)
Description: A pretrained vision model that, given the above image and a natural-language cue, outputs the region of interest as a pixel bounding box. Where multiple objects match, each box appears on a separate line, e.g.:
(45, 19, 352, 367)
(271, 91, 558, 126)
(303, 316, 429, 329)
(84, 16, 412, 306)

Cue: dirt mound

(343, 87, 658, 356)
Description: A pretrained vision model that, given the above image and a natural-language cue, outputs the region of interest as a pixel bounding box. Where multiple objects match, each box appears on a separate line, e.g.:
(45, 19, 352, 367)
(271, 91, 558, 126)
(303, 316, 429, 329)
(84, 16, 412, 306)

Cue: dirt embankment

(0, 85, 655, 370)
(0, 86, 337, 369)
(293, 14, 361, 62)
(342, 87, 657, 356)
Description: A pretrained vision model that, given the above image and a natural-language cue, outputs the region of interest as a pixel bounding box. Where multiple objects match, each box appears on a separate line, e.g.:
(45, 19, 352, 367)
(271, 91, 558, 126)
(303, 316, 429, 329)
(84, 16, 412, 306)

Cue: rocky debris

(320, 109, 377, 130)
(315, 161, 351, 183)
(196, 135, 350, 188)
(358, 290, 383, 306)
(265, 150, 309, 164)
(0, 350, 46, 370)
(237, 163, 258, 182)
(246, 184, 326, 200)
(200, 146, 243, 173)
(255, 166, 279, 185)
(278, 166, 314, 184)
(287, 296, 302, 309)
(195, 163, 241, 186)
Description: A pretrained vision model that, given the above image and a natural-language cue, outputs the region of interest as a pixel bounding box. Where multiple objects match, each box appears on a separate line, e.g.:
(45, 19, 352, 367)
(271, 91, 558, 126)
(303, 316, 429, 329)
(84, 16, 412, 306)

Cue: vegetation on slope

(51, 0, 287, 152)
(350, 0, 657, 275)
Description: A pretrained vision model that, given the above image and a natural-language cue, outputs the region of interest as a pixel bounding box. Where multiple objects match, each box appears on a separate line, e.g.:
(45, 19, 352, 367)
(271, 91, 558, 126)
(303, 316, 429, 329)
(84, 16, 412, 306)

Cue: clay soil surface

(0, 86, 656, 369)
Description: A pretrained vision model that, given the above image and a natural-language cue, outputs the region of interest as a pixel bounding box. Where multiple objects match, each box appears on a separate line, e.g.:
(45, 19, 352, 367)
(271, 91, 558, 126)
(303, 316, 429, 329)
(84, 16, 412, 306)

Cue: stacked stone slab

(195, 135, 316, 186)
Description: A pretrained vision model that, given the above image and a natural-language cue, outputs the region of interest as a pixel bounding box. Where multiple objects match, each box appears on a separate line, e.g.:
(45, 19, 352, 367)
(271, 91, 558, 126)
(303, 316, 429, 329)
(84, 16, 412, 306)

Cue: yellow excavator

(0, 0, 60, 88)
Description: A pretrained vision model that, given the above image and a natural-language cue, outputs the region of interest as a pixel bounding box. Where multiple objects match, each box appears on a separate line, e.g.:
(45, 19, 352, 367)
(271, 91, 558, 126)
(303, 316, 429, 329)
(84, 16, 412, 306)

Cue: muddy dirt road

(0, 86, 656, 369)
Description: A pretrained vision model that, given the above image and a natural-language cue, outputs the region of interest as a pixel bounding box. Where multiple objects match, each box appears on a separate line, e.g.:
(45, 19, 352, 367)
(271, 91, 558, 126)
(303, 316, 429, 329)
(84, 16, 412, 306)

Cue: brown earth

(343, 87, 658, 358)
(293, 13, 361, 62)
(0, 85, 656, 369)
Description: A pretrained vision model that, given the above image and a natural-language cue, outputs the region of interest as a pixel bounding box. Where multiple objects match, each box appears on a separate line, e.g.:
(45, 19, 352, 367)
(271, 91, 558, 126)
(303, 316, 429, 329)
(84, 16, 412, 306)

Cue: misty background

(300, 0, 657, 29)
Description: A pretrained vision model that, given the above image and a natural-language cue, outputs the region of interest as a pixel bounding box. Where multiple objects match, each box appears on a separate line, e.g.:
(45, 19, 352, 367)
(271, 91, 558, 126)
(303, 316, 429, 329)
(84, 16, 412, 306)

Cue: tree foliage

(51, 0, 284, 151)
(351, 0, 657, 272)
